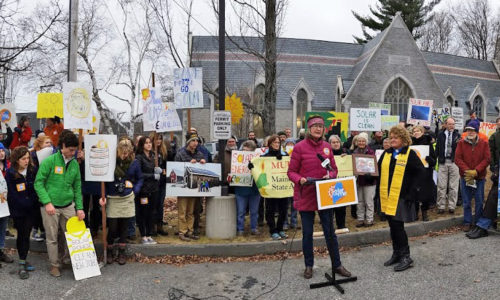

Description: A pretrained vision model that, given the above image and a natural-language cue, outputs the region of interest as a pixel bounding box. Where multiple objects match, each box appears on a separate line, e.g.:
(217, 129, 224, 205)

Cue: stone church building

(190, 13, 500, 139)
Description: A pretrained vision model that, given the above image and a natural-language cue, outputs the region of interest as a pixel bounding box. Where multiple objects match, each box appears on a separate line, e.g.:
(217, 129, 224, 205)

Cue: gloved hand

(465, 177, 475, 185)
(154, 174, 160, 181)
(154, 167, 162, 174)
(14, 127, 21, 134)
(464, 169, 477, 180)
(248, 162, 254, 170)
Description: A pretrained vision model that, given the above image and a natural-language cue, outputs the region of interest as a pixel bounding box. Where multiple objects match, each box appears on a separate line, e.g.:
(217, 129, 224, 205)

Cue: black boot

(157, 222, 168, 236)
(394, 256, 413, 272)
(467, 227, 488, 239)
(422, 210, 429, 222)
(118, 244, 127, 265)
(106, 246, 114, 264)
(384, 254, 400, 266)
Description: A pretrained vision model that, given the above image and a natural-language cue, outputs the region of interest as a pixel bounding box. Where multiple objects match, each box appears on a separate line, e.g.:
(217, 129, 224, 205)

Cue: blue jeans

(0, 217, 8, 249)
(236, 193, 260, 231)
(128, 216, 136, 237)
(300, 209, 341, 268)
(460, 178, 485, 225)
(283, 198, 297, 228)
(476, 217, 492, 230)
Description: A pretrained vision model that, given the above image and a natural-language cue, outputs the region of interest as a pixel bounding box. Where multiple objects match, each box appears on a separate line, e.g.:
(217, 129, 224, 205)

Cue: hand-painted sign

(250, 157, 293, 198)
(63, 82, 93, 130)
(350, 108, 381, 131)
(173, 67, 203, 109)
(37, 93, 63, 118)
(381, 115, 400, 131)
(228, 150, 261, 186)
(65, 217, 100, 281)
(305, 111, 349, 142)
(369, 102, 391, 115)
(334, 155, 353, 178)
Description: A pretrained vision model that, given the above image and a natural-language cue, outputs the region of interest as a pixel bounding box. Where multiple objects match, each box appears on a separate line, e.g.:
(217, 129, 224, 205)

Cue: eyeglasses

(311, 124, 324, 129)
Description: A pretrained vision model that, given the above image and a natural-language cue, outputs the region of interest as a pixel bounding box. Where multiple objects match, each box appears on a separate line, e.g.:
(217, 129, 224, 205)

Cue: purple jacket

(287, 138, 337, 211)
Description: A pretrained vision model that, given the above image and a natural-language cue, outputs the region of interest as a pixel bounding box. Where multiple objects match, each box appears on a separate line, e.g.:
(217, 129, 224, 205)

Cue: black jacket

(136, 151, 159, 195)
(411, 134, 437, 204)
(436, 129, 460, 164)
(6, 167, 38, 218)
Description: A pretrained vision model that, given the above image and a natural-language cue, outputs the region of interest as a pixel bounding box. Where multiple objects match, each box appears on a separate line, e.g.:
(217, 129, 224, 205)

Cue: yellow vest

(379, 149, 410, 216)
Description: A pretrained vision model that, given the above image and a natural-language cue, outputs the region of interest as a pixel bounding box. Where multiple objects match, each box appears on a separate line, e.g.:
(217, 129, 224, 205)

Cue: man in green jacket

(35, 130, 85, 277)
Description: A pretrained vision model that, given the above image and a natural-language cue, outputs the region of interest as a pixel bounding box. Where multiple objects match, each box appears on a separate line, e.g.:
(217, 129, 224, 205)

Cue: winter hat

(465, 119, 480, 132)
(307, 115, 324, 128)
(186, 133, 200, 145)
(0, 142, 4, 150)
(284, 138, 296, 146)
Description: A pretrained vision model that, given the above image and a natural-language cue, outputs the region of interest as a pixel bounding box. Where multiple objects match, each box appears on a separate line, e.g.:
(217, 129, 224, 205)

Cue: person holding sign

(34, 130, 85, 278)
(6, 147, 38, 279)
(10, 116, 32, 150)
(100, 139, 143, 264)
(287, 116, 352, 279)
(377, 126, 424, 272)
(43, 117, 64, 146)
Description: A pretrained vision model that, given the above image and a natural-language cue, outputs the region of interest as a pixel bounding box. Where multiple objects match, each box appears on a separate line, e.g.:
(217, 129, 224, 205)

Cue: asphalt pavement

(1, 231, 499, 300)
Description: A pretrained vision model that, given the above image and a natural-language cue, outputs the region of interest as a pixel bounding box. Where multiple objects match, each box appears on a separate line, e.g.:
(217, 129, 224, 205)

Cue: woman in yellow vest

(378, 125, 424, 272)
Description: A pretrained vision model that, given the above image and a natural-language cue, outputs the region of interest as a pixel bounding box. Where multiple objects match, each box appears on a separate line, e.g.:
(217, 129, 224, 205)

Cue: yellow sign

(250, 156, 293, 198)
(315, 176, 358, 210)
(225, 93, 244, 124)
(37, 93, 63, 118)
(334, 155, 354, 178)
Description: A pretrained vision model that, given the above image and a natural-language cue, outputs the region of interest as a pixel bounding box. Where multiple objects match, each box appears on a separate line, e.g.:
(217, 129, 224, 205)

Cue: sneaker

(271, 233, 281, 240)
(18, 262, 29, 280)
(355, 221, 365, 228)
(33, 232, 44, 242)
(147, 237, 157, 245)
(179, 234, 191, 242)
(25, 262, 35, 272)
(278, 231, 288, 239)
(49, 266, 61, 277)
(141, 237, 150, 244)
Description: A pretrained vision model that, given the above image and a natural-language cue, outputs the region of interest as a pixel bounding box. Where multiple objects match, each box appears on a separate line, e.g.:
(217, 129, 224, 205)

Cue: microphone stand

(309, 168, 357, 294)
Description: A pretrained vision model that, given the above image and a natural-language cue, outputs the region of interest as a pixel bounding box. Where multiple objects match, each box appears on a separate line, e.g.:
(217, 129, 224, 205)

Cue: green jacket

(489, 129, 500, 170)
(35, 151, 83, 210)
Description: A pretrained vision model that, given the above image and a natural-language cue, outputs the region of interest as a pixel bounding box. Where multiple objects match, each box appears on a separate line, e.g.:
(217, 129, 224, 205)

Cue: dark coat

(489, 129, 500, 170)
(106, 159, 144, 197)
(377, 147, 424, 222)
(412, 134, 437, 204)
(436, 129, 460, 164)
(6, 167, 39, 218)
(136, 151, 159, 195)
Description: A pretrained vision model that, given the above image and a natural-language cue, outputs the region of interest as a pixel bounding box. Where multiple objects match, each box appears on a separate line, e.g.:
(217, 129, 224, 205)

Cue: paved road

(1, 231, 499, 300)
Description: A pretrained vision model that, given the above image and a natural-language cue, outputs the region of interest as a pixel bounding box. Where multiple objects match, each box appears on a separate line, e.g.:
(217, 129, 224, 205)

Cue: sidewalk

(5, 214, 464, 257)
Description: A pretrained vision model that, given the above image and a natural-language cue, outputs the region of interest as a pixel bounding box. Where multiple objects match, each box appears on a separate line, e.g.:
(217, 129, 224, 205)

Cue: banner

(349, 108, 381, 131)
(381, 115, 399, 131)
(173, 67, 203, 109)
(305, 111, 349, 142)
(63, 82, 93, 130)
(369, 102, 391, 115)
(334, 155, 353, 178)
(250, 157, 293, 198)
(65, 217, 100, 281)
(0, 103, 17, 131)
(315, 176, 358, 210)
(228, 150, 261, 186)
(166, 162, 221, 197)
(410, 145, 429, 168)
(84, 135, 117, 182)
(407, 98, 433, 126)
(37, 93, 63, 118)
(451, 107, 464, 131)
(479, 122, 496, 139)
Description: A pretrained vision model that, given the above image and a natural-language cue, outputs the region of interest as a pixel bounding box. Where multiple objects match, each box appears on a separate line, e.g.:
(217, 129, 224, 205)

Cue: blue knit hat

(0, 142, 5, 150)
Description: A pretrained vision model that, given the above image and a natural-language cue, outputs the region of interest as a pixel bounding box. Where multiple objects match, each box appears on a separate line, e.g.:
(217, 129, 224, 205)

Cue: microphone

(317, 153, 333, 171)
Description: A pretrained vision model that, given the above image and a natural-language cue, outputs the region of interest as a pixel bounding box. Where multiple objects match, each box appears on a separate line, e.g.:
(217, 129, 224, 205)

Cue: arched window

(384, 78, 414, 121)
(296, 88, 308, 131)
(473, 95, 483, 118)
(252, 84, 265, 137)
(447, 96, 454, 108)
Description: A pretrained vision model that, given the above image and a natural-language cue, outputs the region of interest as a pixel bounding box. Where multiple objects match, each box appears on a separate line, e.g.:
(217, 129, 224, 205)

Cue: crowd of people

(0, 109, 498, 280)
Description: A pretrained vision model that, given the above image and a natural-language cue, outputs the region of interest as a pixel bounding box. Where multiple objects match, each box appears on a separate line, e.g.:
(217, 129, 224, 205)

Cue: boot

(18, 261, 29, 280)
(0, 249, 13, 263)
(106, 245, 114, 264)
(394, 256, 413, 272)
(117, 244, 127, 265)
(422, 210, 429, 222)
(384, 254, 400, 266)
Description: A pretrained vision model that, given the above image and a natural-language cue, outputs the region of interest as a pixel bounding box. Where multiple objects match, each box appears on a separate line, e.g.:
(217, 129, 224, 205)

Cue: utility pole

(68, 0, 79, 82)
(218, 0, 228, 196)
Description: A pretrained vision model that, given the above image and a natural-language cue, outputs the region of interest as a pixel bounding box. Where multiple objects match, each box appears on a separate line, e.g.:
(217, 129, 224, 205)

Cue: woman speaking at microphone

(287, 115, 352, 279)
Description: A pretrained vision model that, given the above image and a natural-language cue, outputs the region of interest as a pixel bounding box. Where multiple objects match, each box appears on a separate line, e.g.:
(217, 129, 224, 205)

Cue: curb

(5, 216, 465, 257)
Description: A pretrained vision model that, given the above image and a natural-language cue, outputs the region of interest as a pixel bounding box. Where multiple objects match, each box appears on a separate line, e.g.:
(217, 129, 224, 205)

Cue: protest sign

(63, 82, 93, 130)
(213, 111, 232, 140)
(143, 97, 182, 133)
(369, 102, 391, 115)
(166, 162, 221, 197)
(84, 135, 117, 182)
(0, 103, 17, 132)
(410, 145, 430, 168)
(173, 67, 203, 109)
(0, 193, 9, 218)
(228, 150, 261, 186)
(349, 108, 381, 131)
(65, 217, 100, 281)
(381, 115, 399, 131)
(407, 98, 433, 126)
(37, 93, 63, 118)
(250, 157, 293, 198)
(334, 155, 353, 178)
(315, 176, 358, 210)
(451, 107, 463, 131)
(479, 122, 496, 139)
(305, 111, 349, 142)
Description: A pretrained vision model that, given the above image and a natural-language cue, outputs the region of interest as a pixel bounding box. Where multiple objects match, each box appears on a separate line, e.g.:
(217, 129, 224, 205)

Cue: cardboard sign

(228, 150, 261, 186)
(37, 93, 64, 118)
(410, 145, 430, 168)
(84, 135, 117, 182)
(143, 93, 182, 133)
(173, 67, 203, 109)
(315, 176, 358, 210)
(349, 108, 381, 131)
(451, 107, 463, 132)
(65, 217, 100, 281)
(334, 155, 353, 178)
(0, 103, 17, 131)
(305, 112, 349, 142)
(213, 111, 232, 140)
(166, 162, 221, 197)
(63, 82, 93, 130)
(250, 157, 293, 198)
(407, 98, 433, 126)
(381, 115, 400, 131)
(369, 102, 391, 115)
(479, 122, 496, 139)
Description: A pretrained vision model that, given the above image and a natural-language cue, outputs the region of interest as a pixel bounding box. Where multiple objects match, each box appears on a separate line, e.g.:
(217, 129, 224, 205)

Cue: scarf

(115, 157, 132, 179)
(380, 148, 410, 216)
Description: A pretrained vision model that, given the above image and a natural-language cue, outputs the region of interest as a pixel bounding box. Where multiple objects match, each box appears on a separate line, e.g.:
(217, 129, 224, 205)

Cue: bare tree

(419, 12, 456, 54)
(451, 0, 500, 60)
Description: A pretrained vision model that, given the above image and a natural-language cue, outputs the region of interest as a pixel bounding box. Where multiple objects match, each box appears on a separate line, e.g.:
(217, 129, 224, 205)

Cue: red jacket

(10, 126, 32, 149)
(454, 136, 490, 179)
(287, 138, 337, 211)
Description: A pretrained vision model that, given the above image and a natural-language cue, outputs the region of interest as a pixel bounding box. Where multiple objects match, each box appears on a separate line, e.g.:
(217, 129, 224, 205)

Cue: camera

(115, 182, 125, 193)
